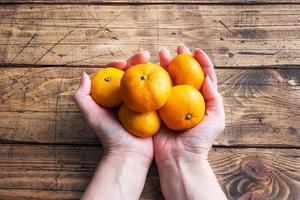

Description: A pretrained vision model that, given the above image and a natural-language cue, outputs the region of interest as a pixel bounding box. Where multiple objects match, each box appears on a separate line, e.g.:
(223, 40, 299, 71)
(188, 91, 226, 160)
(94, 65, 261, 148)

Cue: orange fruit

(120, 63, 172, 113)
(168, 54, 204, 90)
(91, 67, 124, 108)
(118, 104, 161, 137)
(159, 85, 205, 131)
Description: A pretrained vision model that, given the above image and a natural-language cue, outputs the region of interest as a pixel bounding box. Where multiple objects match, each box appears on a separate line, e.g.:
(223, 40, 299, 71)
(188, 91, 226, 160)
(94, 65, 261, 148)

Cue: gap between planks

(1, 1, 300, 5)
(1, 63, 300, 69)
(0, 140, 299, 149)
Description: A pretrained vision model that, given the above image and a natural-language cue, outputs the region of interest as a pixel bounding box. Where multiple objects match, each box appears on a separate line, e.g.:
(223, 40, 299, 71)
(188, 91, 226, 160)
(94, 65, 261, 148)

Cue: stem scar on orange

(168, 54, 204, 90)
(120, 63, 172, 113)
(91, 67, 124, 108)
(159, 85, 205, 131)
(118, 104, 161, 137)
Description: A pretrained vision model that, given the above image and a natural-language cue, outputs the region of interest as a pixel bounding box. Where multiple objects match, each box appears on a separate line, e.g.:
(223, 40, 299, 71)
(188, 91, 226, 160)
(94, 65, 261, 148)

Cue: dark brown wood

(1, 0, 300, 4)
(0, 144, 299, 199)
(0, 2, 299, 200)
(0, 67, 299, 146)
(0, 4, 300, 68)
(0, 190, 82, 200)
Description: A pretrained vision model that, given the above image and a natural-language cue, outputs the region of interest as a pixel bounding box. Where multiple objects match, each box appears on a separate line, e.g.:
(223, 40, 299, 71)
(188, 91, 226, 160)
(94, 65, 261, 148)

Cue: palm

(154, 45, 224, 163)
(74, 51, 154, 161)
(154, 112, 222, 162)
(91, 108, 154, 160)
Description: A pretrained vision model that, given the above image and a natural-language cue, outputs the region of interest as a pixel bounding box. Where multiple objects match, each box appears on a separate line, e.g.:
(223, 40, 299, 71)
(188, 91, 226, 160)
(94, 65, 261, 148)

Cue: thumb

(73, 72, 103, 120)
(201, 76, 224, 120)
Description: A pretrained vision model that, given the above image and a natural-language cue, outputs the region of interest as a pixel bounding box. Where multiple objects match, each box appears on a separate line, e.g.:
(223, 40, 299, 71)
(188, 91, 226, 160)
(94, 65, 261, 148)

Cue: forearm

(157, 156, 227, 200)
(81, 153, 151, 200)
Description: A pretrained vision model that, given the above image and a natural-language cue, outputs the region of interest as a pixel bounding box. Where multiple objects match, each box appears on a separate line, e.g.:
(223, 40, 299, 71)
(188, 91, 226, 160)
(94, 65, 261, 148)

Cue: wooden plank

(0, 189, 82, 200)
(0, 4, 300, 68)
(0, 144, 299, 199)
(1, 0, 300, 4)
(0, 67, 299, 146)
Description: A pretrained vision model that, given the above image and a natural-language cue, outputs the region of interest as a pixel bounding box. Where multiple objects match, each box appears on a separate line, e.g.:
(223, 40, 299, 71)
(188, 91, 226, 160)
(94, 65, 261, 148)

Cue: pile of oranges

(91, 54, 206, 137)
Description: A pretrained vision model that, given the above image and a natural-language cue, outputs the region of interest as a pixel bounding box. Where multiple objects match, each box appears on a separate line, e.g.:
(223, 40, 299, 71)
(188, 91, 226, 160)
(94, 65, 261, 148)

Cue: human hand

(74, 51, 153, 165)
(154, 44, 225, 164)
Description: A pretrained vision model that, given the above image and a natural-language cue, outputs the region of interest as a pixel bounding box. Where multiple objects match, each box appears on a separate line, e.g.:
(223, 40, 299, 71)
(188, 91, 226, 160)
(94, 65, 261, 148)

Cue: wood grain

(0, 144, 299, 199)
(0, 189, 82, 200)
(1, 4, 300, 68)
(1, 0, 300, 4)
(0, 1, 299, 200)
(0, 67, 299, 146)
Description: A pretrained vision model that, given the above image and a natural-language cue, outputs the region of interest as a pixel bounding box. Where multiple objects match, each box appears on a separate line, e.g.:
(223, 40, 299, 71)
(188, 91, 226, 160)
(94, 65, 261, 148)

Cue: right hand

(154, 44, 225, 164)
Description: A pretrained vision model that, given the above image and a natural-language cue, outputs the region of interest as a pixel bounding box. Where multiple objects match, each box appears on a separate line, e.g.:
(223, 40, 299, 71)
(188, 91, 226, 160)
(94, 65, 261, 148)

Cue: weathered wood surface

(0, 145, 299, 200)
(0, 67, 299, 146)
(1, 4, 300, 68)
(1, 0, 300, 4)
(1, 2, 300, 200)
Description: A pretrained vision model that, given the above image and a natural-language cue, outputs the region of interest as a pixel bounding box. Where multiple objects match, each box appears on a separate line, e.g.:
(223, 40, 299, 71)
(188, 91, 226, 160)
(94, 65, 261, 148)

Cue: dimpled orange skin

(168, 54, 204, 90)
(91, 67, 124, 108)
(118, 104, 161, 137)
(159, 85, 205, 131)
(120, 63, 172, 113)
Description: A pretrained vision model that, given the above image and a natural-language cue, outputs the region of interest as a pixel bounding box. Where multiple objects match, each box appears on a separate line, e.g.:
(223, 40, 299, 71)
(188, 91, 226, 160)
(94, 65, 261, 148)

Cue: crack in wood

(10, 33, 37, 63)
(33, 25, 82, 64)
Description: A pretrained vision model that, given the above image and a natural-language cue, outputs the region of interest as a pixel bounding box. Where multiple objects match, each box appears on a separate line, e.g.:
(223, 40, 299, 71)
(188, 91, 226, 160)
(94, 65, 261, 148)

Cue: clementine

(168, 54, 204, 90)
(91, 67, 124, 108)
(118, 104, 161, 137)
(120, 63, 172, 113)
(159, 85, 205, 131)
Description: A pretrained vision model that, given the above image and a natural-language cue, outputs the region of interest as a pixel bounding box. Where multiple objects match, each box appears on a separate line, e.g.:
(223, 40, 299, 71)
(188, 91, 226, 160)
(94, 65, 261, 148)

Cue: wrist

(82, 147, 152, 200)
(102, 148, 153, 168)
(155, 148, 209, 168)
(156, 156, 210, 200)
(156, 154, 209, 176)
(157, 158, 226, 200)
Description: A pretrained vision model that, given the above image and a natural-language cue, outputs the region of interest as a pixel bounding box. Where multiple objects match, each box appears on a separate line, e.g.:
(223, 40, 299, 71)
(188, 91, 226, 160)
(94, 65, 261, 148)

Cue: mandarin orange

(118, 104, 161, 137)
(168, 54, 204, 90)
(120, 63, 172, 113)
(91, 67, 124, 108)
(159, 85, 205, 131)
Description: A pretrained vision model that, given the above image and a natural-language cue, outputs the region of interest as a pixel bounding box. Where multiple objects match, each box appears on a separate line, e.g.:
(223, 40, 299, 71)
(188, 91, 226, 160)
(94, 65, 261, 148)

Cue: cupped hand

(154, 44, 225, 164)
(74, 51, 153, 164)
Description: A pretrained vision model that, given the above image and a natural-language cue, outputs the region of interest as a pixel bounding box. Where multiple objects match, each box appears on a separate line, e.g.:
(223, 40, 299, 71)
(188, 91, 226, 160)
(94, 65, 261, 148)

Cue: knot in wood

(241, 159, 267, 179)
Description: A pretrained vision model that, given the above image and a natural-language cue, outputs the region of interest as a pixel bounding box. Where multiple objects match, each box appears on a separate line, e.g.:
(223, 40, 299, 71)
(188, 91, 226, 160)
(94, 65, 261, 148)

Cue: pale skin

(74, 44, 227, 200)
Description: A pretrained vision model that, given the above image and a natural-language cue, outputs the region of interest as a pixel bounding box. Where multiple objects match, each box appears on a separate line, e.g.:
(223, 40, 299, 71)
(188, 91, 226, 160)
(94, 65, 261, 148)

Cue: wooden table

(0, 0, 299, 199)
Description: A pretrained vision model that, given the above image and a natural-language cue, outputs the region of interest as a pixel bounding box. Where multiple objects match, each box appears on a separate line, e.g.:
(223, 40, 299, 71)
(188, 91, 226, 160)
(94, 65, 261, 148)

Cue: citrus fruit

(91, 67, 124, 108)
(159, 85, 205, 131)
(118, 104, 161, 137)
(120, 63, 172, 113)
(168, 54, 204, 90)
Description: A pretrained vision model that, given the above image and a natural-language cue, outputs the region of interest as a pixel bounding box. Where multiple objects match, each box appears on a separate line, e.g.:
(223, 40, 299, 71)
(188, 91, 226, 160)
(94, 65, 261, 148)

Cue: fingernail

(159, 47, 167, 51)
(195, 48, 201, 52)
(142, 50, 150, 57)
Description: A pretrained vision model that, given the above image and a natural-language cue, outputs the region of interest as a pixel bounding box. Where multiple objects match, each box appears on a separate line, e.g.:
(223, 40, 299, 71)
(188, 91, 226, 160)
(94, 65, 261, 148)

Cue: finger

(76, 71, 91, 95)
(159, 47, 172, 69)
(194, 48, 217, 90)
(125, 50, 150, 70)
(201, 76, 224, 120)
(106, 60, 127, 70)
(177, 44, 192, 55)
(73, 72, 104, 120)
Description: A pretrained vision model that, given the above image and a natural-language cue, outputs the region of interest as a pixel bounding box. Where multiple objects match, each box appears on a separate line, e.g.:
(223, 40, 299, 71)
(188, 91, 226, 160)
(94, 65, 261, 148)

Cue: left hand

(73, 51, 154, 165)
